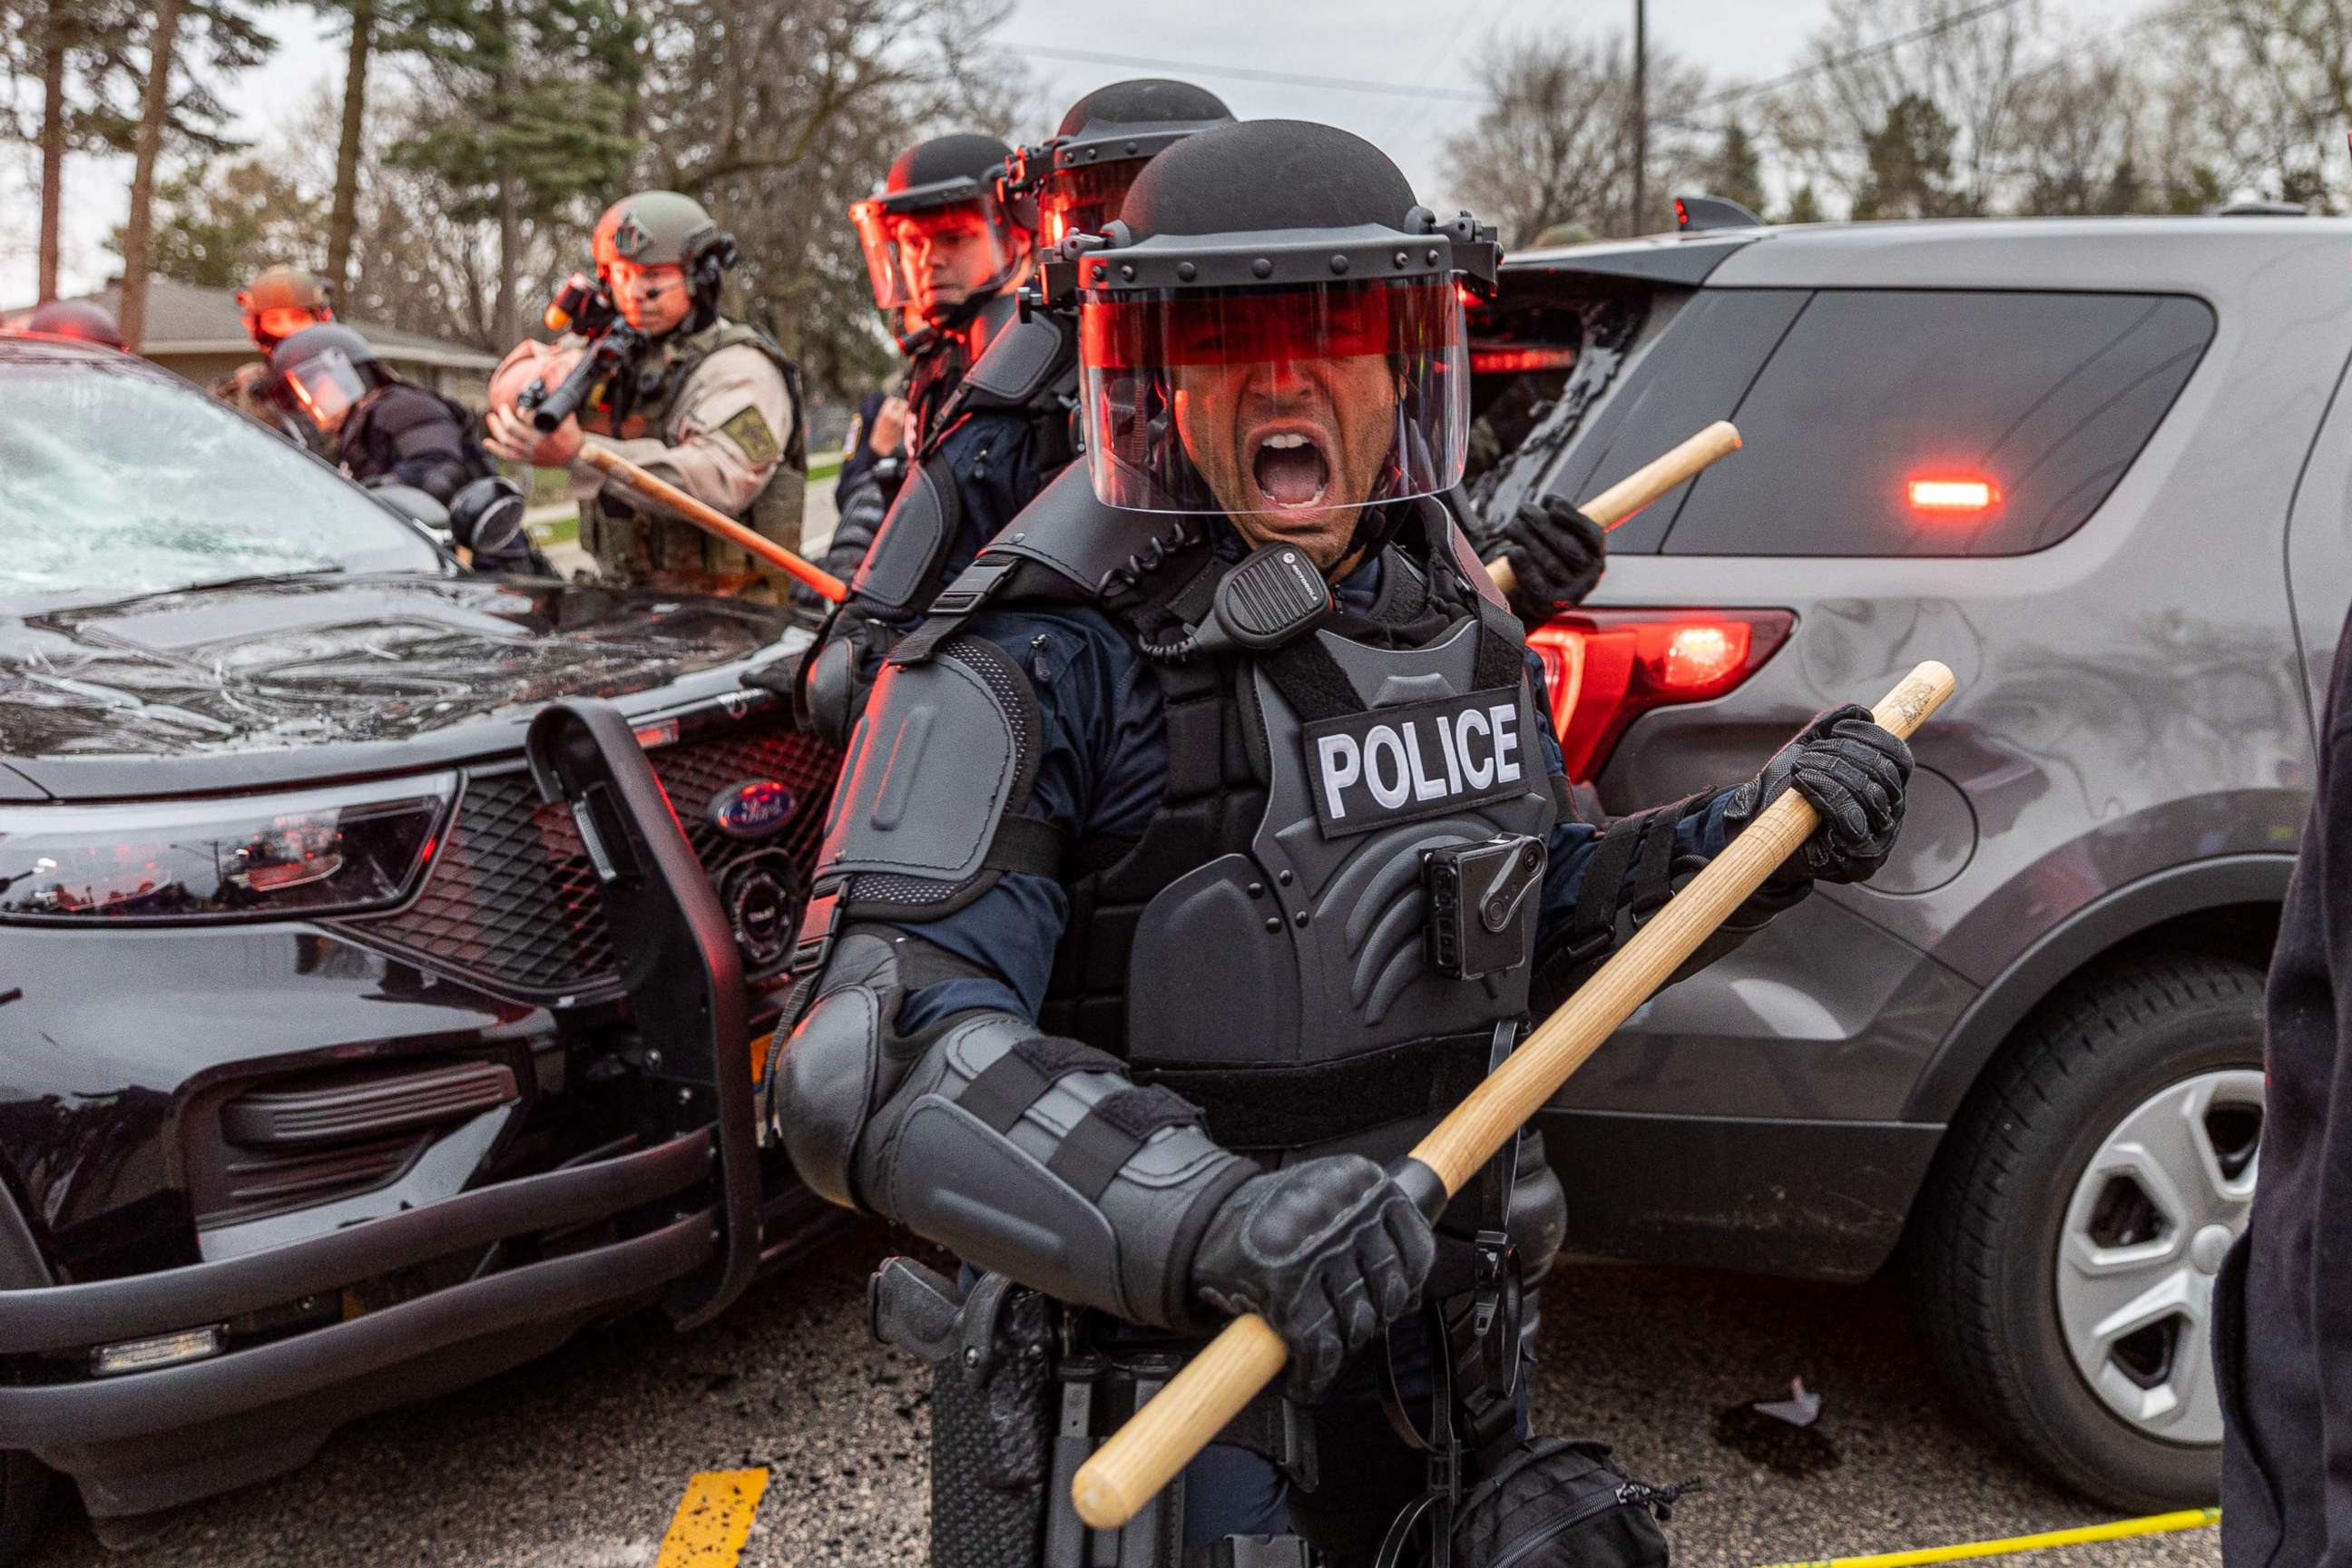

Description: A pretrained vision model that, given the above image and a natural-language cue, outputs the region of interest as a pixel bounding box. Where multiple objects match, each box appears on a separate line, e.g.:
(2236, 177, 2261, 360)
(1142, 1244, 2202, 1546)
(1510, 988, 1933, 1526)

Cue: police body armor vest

(863, 466, 1558, 1159)
(583, 317, 808, 587)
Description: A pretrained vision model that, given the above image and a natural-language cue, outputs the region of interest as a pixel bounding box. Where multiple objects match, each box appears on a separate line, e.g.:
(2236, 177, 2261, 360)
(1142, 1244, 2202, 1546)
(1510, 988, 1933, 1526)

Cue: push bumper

(0, 1129, 716, 1448)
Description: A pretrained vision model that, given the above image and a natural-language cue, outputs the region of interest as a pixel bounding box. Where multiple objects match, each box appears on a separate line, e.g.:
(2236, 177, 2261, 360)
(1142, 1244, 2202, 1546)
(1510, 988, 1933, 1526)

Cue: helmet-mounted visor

(1077, 274, 1468, 518)
(1037, 160, 1149, 250)
(281, 348, 368, 431)
(848, 185, 1029, 318)
(248, 304, 328, 350)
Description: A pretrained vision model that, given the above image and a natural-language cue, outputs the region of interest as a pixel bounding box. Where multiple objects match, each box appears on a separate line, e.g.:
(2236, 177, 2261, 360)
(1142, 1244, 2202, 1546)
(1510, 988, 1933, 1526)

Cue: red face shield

(848, 193, 1027, 318)
(1038, 161, 1145, 250)
(248, 305, 328, 350)
(1076, 276, 1469, 523)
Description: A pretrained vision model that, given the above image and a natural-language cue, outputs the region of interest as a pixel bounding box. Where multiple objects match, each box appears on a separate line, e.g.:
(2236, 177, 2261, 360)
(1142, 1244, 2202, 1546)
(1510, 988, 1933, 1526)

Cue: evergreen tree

(1852, 93, 1959, 220)
(1709, 117, 1768, 216)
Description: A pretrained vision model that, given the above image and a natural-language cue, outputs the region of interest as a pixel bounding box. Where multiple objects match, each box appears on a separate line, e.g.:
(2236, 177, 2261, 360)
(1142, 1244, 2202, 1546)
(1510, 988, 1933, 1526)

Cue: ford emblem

(709, 779, 795, 841)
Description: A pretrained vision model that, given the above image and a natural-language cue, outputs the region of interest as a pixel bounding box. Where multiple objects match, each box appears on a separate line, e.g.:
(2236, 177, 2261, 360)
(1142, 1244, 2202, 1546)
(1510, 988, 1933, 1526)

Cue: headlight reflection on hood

(0, 775, 456, 923)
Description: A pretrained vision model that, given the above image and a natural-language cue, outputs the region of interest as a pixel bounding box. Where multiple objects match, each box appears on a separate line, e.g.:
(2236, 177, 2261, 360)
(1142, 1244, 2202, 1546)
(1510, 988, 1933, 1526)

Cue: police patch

(1304, 686, 1530, 838)
(718, 405, 780, 466)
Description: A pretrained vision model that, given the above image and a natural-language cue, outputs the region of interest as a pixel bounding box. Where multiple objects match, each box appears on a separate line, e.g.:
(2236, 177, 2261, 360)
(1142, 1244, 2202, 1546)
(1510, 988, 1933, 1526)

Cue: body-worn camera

(1424, 834, 1546, 980)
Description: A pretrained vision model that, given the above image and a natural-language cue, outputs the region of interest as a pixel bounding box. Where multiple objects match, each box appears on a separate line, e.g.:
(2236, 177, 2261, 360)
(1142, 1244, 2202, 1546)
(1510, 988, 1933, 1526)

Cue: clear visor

(1078, 277, 1468, 518)
(1039, 161, 1144, 250)
(848, 194, 1024, 318)
(283, 349, 368, 429)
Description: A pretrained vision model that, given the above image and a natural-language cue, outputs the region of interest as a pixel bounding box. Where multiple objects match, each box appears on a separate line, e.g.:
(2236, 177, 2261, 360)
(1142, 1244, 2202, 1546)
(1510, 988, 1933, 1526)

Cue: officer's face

(894, 211, 1003, 316)
(1171, 354, 1398, 573)
(611, 260, 692, 334)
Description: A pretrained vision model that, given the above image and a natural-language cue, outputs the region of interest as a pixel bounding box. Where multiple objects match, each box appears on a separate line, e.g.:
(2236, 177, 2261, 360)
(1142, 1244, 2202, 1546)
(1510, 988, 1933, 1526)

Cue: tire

(0, 1451, 49, 1563)
(1908, 950, 2266, 1510)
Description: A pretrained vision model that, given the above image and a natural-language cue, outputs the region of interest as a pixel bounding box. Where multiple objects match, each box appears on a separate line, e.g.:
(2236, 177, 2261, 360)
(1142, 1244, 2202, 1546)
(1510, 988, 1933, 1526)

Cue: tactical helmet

(849, 133, 1033, 320)
(270, 322, 385, 432)
(591, 191, 740, 331)
(1072, 121, 1496, 539)
(1002, 80, 1234, 250)
(21, 299, 125, 349)
(237, 265, 335, 352)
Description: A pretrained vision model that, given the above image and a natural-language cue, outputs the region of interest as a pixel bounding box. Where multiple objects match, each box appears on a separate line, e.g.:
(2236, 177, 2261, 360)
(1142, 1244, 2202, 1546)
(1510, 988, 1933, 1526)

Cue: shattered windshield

(0, 353, 443, 611)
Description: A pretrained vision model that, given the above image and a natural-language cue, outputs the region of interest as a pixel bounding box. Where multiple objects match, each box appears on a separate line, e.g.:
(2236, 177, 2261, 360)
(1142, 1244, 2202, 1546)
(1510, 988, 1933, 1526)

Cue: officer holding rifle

(486, 190, 806, 599)
(769, 120, 1916, 1566)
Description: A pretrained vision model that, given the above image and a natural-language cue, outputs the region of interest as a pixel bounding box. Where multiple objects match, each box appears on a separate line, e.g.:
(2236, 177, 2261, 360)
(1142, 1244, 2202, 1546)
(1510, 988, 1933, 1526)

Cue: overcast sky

(0, 0, 2139, 306)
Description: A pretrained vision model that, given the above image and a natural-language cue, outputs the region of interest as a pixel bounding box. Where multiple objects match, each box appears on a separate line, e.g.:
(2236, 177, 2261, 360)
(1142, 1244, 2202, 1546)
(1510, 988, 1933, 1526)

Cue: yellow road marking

(1754, 1506, 2220, 1568)
(654, 1468, 769, 1567)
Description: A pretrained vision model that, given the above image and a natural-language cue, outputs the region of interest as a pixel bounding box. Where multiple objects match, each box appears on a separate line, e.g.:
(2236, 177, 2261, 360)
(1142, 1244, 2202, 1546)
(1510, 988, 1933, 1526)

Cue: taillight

(1527, 610, 1796, 780)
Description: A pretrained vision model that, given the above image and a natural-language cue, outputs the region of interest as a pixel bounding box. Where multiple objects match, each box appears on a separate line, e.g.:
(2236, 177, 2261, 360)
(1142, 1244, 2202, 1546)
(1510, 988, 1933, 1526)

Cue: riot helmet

(21, 299, 125, 349)
(1073, 120, 1495, 566)
(590, 191, 738, 335)
(270, 323, 386, 434)
(238, 265, 335, 354)
(1003, 80, 1234, 251)
(850, 133, 1033, 323)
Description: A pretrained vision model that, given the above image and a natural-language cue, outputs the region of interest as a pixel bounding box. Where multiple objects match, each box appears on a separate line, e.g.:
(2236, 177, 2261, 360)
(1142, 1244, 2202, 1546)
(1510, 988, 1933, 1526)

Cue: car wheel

(0, 1451, 49, 1563)
(1909, 951, 2265, 1510)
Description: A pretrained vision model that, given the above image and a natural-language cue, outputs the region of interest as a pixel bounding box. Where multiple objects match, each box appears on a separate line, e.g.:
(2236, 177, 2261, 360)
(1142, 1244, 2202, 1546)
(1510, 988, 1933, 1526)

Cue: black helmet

(849, 133, 1033, 322)
(1071, 120, 1496, 555)
(21, 299, 124, 350)
(1002, 80, 1234, 250)
(270, 322, 385, 432)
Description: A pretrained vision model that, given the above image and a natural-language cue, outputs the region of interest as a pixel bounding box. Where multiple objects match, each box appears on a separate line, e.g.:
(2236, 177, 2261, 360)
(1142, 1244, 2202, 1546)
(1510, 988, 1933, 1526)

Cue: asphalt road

(23, 1228, 2223, 1568)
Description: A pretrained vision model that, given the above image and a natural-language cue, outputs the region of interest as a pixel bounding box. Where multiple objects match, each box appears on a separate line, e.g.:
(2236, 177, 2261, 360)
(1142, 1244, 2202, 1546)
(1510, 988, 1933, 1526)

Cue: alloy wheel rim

(2053, 1067, 2263, 1446)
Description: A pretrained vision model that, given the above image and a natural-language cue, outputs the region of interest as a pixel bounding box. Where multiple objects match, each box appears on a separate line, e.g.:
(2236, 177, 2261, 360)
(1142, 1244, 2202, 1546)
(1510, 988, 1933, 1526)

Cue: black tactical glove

(1492, 495, 1605, 624)
(1191, 1154, 1436, 1402)
(1724, 703, 1913, 884)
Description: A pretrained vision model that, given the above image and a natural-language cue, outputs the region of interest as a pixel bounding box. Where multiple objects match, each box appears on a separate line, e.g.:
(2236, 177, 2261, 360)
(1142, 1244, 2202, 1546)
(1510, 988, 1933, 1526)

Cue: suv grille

(342, 721, 838, 998)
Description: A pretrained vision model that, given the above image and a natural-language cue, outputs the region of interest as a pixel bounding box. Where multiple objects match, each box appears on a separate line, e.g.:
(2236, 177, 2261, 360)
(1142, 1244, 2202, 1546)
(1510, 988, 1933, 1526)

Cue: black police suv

(0, 336, 838, 1548)
(1474, 206, 2348, 1509)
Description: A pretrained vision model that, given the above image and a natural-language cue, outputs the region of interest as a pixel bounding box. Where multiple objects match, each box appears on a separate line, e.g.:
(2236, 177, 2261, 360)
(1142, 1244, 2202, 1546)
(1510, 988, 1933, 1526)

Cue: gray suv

(1479, 212, 2351, 1509)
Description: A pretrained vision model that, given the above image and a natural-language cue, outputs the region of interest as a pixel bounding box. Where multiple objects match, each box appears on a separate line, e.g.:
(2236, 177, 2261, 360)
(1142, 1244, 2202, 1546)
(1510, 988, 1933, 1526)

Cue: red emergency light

(1470, 346, 1578, 374)
(1906, 475, 2000, 514)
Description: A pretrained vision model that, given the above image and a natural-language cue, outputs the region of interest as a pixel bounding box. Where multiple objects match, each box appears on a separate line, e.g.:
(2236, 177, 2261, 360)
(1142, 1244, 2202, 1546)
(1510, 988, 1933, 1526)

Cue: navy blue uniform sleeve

(890, 604, 1163, 1031)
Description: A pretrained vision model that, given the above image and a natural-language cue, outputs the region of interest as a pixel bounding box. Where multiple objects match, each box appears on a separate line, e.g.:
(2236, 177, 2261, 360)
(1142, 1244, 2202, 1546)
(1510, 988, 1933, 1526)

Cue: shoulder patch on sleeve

(717, 404, 780, 466)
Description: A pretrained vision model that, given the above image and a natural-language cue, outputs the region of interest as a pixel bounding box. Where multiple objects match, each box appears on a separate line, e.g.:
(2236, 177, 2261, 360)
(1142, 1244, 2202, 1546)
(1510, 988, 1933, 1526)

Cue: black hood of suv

(0, 573, 799, 799)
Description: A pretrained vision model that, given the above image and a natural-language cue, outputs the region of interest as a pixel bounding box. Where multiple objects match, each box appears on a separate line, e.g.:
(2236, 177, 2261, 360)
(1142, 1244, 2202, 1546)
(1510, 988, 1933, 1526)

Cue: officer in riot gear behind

(485, 190, 807, 598)
(772, 121, 1915, 1566)
(824, 134, 1037, 582)
(276, 323, 545, 575)
(797, 82, 1234, 739)
(212, 265, 336, 444)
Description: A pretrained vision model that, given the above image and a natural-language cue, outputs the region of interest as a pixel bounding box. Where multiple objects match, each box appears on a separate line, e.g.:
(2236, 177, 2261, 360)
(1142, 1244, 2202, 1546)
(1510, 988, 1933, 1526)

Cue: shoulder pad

(979, 464, 1204, 601)
(852, 458, 958, 611)
(815, 633, 1042, 916)
(956, 313, 1073, 411)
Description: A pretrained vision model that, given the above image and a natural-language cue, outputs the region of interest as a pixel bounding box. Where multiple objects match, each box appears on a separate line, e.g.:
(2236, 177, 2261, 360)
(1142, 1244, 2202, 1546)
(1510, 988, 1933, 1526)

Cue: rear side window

(1662, 290, 2213, 557)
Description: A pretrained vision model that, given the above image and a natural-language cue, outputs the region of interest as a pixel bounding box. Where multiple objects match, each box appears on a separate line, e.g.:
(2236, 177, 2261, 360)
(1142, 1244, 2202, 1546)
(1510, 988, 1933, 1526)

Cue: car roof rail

(2209, 199, 2309, 216)
(1673, 193, 1765, 232)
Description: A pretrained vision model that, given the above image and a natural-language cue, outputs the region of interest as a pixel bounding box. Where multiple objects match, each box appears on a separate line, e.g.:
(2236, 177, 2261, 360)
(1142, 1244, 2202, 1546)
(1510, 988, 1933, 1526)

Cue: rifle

(516, 270, 648, 434)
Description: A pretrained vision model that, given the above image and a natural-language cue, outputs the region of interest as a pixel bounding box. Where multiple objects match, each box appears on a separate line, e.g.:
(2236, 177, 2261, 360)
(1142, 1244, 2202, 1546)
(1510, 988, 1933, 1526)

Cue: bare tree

(323, 0, 380, 294)
(1443, 31, 1706, 247)
(118, 0, 189, 349)
(2158, 0, 2349, 211)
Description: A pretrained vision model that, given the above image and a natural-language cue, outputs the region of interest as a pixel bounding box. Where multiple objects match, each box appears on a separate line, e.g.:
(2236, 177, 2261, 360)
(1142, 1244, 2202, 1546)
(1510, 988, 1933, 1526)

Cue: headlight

(0, 775, 455, 923)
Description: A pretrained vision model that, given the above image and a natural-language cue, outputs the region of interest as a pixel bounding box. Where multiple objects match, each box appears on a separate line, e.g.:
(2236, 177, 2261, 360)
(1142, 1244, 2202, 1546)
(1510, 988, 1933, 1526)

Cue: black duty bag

(1450, 1439, 1675, 1568)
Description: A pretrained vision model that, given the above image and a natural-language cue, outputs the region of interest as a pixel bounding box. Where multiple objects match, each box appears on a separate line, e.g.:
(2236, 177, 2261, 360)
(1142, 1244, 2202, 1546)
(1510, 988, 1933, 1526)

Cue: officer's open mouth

(1250, 430, 1332, 510)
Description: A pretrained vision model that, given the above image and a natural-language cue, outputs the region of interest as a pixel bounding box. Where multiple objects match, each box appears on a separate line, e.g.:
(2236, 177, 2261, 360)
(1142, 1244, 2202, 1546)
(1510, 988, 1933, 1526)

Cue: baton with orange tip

(1070, 657, 1959, 1532)
(575, 443, 848, 603)
(1486, 420, 1741, 598)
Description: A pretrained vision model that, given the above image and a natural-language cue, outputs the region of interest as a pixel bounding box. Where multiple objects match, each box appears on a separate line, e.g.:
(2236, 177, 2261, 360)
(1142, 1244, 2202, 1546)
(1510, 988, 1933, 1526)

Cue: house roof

(0, 277, 498, 370)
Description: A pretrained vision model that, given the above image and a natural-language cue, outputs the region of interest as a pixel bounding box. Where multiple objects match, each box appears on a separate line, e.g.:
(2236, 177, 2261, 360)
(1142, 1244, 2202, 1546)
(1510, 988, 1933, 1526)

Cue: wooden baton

(1070, 657, 1959, 1530)
(1486, 419, 1742, 598)
(576, 443, 848, 603)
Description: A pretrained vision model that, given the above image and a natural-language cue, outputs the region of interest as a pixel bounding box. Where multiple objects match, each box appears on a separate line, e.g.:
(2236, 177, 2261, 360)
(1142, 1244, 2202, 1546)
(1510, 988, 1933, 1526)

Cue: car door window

(1661, 289, 2215, 557)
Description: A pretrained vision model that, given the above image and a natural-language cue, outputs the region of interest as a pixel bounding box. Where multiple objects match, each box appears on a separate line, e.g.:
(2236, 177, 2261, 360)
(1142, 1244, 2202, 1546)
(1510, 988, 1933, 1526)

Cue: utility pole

(1632, 0, 1648, 233)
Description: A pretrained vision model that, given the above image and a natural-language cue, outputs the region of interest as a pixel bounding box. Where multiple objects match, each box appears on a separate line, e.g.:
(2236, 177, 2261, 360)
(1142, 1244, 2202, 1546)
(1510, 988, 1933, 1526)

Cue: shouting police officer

(799, 83, 1235, 736)
(486, 190, 806, 598)
(770, 121, 1914, 1565)
(275, 323, 544, 574)
(826, 133, 1039, 580)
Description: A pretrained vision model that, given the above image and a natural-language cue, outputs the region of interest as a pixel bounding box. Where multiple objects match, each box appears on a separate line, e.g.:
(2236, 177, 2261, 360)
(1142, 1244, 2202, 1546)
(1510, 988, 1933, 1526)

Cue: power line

(1692, 0, 2031, 113)
(997, 42, 1490, 105)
